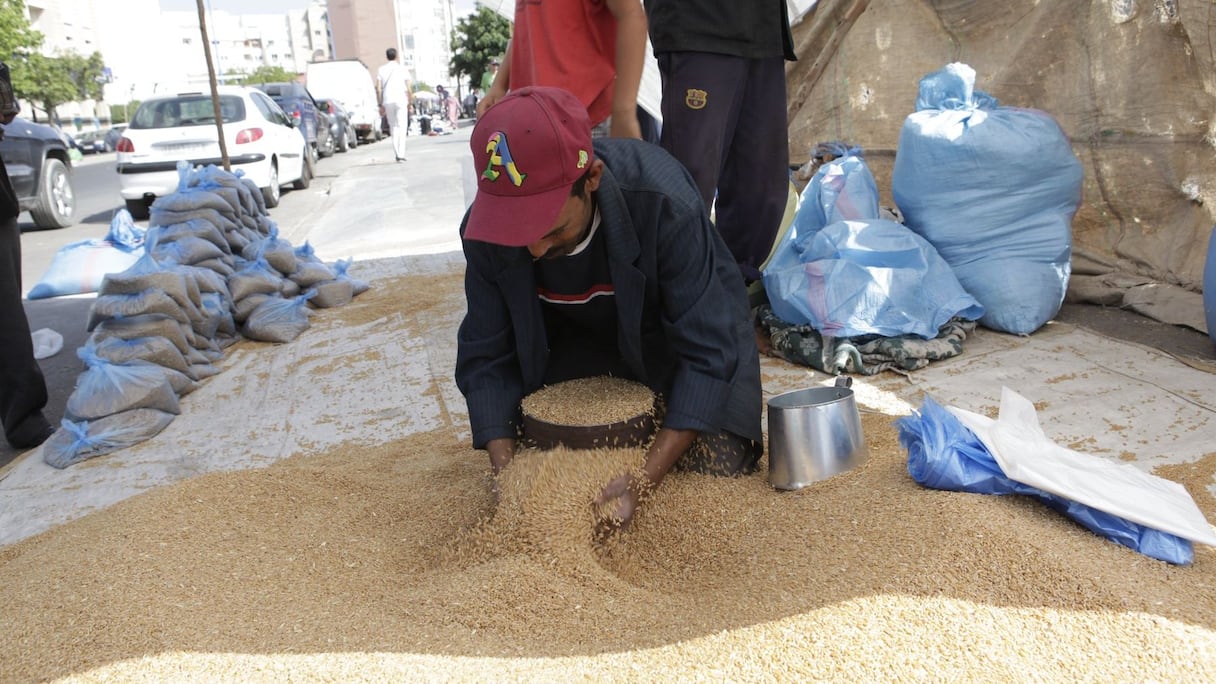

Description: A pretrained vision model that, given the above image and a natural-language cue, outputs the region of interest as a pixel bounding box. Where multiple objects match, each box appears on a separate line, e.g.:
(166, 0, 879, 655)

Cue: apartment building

(14, 0, 335, 125)
(326, 0, 459, 93)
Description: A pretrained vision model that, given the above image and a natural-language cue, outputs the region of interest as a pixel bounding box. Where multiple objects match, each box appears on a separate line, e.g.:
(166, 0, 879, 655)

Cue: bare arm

(605, 0, 647, 139)
(594, 426, 698, 535)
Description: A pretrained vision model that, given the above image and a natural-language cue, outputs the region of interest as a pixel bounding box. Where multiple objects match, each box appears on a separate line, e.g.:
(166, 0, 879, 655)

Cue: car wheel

(293, 149, 312, 190)
(29, 158, 76, 229)
(319, 129, 335, 158)
(262, 161, 281, 208)
(125, 198, 150, 221)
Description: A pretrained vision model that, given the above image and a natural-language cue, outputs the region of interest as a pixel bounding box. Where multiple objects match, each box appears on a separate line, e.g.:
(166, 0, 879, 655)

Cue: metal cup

(767, 376, 868, 490)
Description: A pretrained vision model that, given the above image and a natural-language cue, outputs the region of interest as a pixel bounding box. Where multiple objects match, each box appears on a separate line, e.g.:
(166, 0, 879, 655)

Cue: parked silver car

(317, 98, 357, 153)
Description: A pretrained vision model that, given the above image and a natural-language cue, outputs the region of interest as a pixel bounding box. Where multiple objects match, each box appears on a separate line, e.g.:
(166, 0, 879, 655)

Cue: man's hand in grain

(593, 471, 649, 537)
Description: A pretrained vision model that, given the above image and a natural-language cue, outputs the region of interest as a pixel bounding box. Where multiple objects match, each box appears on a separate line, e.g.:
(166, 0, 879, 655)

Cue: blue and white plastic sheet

(897, 390, 1216, 565)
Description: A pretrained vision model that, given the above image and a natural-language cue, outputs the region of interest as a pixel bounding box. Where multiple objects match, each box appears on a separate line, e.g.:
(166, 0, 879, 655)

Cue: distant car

(316, 98, 357, 153)
(57, 130, 85, 160)
(116, 85, 312, 218)
(251, 81, 335, 159)
(305, 59, 382, 144)
(103, 124, 127, 151)
(74, 129, 108, 154)
(0, 117, 76, 228)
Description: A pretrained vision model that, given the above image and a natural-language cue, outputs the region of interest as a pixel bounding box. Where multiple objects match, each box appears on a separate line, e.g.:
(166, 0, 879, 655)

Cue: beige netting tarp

(787, 0, 1215, 330)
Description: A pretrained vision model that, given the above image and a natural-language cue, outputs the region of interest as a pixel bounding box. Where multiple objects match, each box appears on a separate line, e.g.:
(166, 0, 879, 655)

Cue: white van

(305, 59, 382, 143)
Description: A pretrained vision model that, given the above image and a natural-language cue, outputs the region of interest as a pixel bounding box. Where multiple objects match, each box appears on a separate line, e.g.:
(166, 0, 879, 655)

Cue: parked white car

(116, 85, 312, 218)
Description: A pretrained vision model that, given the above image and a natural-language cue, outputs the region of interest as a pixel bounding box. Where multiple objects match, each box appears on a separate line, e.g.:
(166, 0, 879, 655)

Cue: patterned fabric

(757, 305, 977, 376)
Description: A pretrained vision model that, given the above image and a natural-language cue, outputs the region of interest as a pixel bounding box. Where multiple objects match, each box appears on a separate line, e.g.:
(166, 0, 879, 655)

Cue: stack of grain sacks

(43, 162, 367, 468)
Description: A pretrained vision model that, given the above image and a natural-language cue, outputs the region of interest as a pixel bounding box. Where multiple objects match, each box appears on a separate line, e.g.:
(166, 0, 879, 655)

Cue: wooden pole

(196, 0, 230, 170)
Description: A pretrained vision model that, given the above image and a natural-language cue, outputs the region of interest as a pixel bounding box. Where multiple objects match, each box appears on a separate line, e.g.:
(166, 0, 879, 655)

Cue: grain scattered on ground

(1, 412, 1213, 682)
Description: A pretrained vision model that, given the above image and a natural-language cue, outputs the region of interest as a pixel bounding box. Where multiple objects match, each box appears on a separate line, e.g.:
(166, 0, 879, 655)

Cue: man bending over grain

(454, 87, 762, 534)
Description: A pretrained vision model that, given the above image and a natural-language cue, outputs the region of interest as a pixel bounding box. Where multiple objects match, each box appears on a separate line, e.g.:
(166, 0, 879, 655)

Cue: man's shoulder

(595, 140, 702, 208)
(596, 139, 681, 176)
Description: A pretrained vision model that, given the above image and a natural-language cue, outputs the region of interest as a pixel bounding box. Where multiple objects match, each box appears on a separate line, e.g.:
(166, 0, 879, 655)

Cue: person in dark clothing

(0, 61, 54, 450)
(644, 0, 797, 283)
(455, 87, 762, 534)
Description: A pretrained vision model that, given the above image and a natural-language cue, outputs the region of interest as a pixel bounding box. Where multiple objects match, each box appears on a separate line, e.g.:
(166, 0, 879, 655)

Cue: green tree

(110, 102, 132, 125)
(65, 51, 106, 101)
(237, 65, 298, 85)
(0, 0, 42, 64)
(449, 7, 510, 93)
(12, 52, 76, 124)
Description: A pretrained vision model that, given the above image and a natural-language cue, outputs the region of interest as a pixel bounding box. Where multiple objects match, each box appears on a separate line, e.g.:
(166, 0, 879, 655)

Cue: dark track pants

(1, 215, 50, 448)
(657, 51, 790, 282)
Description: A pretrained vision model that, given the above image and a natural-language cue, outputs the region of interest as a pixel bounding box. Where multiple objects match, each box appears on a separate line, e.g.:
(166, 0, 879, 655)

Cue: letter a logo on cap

(481, 131, 526, 186)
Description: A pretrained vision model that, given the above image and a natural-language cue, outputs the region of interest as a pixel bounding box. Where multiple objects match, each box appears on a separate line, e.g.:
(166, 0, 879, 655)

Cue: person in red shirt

(476, 0, 647, 140)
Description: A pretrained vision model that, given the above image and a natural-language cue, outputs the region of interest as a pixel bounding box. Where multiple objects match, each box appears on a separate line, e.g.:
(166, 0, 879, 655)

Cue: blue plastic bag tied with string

(43, 411, 177, 469)
(892, 63, 1082, 335)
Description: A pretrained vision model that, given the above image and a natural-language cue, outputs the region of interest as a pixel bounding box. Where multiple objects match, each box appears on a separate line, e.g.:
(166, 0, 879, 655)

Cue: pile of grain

(1, 410, 1214, 681)
(522, 376, 655, 426)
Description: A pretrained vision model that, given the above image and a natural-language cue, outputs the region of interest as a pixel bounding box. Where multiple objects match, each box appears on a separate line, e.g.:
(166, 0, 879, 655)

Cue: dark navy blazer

(456, 138, 761, 449)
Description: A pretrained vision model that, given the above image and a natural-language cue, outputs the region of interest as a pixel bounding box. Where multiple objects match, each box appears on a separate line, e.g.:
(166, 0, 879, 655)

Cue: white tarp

(949, 387, 1216, 547)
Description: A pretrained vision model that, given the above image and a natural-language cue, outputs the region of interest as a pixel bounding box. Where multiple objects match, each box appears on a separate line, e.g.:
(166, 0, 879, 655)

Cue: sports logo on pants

(684, 88, 708, 110)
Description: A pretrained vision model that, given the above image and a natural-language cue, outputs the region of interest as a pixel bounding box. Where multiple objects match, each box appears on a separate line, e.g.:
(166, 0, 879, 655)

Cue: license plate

(157, 142, 211, 154)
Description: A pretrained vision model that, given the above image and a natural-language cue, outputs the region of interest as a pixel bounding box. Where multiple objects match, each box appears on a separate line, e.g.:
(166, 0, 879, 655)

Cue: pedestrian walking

(377, 47, 413, 162)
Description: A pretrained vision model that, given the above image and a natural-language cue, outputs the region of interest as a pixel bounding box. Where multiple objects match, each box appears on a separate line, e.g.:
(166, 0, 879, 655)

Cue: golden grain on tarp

(522, 376, 654, 426)
(1, 272, 1213, 682)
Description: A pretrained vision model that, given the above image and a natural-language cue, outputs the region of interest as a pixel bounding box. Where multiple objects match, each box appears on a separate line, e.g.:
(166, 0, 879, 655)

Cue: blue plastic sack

(762, 218, 984, 338)
(66, 346, 181, 421)
(897, 394, 1194, 565)
(43, 411, 176, 469)
(785, 148, 879, 240)
(241, 290, 317, 343)
(333, 258, 370, 296)
(891, 63, 1083, 335)
(27, 209, 146, 299)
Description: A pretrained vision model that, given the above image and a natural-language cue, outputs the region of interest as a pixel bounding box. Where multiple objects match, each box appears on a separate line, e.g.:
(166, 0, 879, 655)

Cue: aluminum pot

(767, 376, 868, 490)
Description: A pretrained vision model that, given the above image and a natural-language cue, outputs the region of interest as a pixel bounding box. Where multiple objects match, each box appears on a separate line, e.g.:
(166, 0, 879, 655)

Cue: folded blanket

(757, 305, 976, 375)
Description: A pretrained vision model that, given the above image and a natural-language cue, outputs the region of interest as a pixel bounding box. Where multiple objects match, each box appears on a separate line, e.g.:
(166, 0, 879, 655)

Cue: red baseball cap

(465, 86, 593, 247)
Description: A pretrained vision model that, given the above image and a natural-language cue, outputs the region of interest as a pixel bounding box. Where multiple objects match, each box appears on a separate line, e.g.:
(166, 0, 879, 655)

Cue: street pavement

(6, 124, 476, 470)
(2, 120, 1215, 549)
